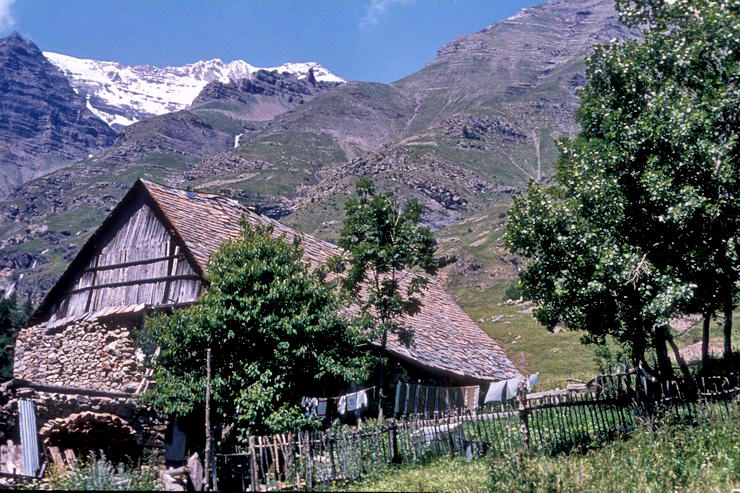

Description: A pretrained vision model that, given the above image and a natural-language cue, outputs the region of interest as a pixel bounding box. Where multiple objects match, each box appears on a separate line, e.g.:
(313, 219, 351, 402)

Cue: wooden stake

(204, 348, 212, 491)
(517, 380, 530, 450)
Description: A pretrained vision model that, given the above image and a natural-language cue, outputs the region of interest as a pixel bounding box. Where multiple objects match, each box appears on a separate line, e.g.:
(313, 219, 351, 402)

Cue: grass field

(345, 417, 739, 492)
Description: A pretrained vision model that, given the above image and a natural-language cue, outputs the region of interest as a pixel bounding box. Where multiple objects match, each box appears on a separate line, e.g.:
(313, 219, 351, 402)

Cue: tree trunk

(377, 329, 388, 420)
(653, 325, 674, 379)
(666, 331, 691, 380)
(724, 300, 734, 359)
(702, 313, 711, 367)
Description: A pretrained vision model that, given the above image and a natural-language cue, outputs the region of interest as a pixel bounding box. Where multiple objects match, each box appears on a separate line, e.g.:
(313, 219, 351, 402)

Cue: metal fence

(216, 372, 739, 491)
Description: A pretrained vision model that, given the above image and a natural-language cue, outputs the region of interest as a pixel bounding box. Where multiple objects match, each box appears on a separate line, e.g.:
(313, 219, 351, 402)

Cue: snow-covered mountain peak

(43, 52, 345, 128)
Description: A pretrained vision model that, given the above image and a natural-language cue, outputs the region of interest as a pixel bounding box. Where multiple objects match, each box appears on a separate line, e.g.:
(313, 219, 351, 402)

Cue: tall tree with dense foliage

(332, 178, 437, 407)
(142, 224, 373, 439)
(0, 295, 33, 381)
(507, 0, 738, 376)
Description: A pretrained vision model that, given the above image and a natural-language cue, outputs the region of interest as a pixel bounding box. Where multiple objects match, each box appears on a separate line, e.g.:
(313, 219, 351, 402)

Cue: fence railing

(216, 372, 739, 491)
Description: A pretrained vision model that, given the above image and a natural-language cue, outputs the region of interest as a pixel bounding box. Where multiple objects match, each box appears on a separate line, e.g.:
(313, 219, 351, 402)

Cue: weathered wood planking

(50, 196, 202, 321)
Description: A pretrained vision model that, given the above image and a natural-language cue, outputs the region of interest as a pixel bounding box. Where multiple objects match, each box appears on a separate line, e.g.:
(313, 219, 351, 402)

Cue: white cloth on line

(356, 390, 368, 410)
(528, 373, 540, 390)
(338, 396, 347, 415)
(346, 392, 358, 412)
(506, 377, 522, 399)
(484, 380, 507, 403)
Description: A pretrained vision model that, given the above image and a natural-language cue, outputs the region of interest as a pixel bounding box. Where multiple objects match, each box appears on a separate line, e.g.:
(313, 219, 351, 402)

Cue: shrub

(35, 453, 161, 491)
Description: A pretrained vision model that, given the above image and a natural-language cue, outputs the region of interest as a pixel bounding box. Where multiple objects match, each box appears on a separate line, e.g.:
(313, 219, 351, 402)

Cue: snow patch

(44, 52, 345, 128)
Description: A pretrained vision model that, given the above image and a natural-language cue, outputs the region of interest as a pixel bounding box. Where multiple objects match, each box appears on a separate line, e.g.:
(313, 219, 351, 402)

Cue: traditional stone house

(2, 179, 518, 472)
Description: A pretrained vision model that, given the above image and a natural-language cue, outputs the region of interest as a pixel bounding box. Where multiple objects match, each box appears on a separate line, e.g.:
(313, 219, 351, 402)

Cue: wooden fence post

(329, 434, 337, 479)
(248, 436, 258, 492)
(306, 432, 314, 489)
(388, 419, 401, 464)
(204, 348, 212, 491)
(517, 380, 530, 450)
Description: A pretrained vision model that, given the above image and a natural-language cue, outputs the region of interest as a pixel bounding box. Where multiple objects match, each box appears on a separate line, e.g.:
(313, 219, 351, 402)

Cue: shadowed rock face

(0, 32, 116, 195)
(191, 69, 342, 122)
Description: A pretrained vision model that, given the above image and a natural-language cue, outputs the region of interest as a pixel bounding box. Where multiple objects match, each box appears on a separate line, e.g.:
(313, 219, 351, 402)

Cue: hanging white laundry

(484, 380, 507, 403)
(346, 392, 359, 412)
(356, 390, 369, 409)
(506, 377, 522, 399)
(338, 396, 347, 415)
(528, 373, 540, 391)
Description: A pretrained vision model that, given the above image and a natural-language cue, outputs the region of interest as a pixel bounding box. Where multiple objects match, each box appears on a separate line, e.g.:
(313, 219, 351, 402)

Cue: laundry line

(394, 374, 540, 417)
(300, 386, 377, 418)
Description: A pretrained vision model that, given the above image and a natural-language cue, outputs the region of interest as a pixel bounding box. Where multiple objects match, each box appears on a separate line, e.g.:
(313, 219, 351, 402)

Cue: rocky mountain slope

(1, 0, 637, 301)
(0, 33, 116, 196)
(186, 0, 636, 232)
(44, 52, 344, 128)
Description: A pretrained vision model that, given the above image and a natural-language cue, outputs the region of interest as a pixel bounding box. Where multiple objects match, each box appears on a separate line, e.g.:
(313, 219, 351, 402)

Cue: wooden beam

(65, 274, 202, 296)
(81, 255, 180, 273)
(8, 379, 134, 398)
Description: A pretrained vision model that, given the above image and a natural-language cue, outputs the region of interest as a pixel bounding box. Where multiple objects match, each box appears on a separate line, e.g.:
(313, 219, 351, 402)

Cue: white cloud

(360, 0, 413, 28)
(0, 0, 16, 32)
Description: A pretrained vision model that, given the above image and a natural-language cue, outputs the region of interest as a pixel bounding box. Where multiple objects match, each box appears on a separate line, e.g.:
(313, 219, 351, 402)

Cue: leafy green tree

(0, 295, 33, 381)
(332, 178, 437, 408)
(506, 182, 691, 377)
(142, 224, 373, 439)
(596, 0, 739, 361)
(507, 0, 738, 376)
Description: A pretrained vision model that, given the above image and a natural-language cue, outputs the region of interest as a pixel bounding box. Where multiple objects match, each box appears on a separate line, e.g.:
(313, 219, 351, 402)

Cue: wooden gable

(40, 185, 203, 323)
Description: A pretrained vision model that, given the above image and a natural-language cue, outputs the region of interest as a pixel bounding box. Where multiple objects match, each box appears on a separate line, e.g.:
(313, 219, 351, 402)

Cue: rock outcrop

(0, 33, 116, 195)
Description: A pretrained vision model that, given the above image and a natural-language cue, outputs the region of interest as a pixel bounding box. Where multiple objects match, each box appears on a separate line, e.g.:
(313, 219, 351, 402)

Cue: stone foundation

(9, 388, 166, 451)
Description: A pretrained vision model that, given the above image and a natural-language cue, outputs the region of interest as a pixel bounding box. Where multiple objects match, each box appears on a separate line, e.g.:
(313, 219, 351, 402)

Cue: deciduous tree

(332, 178, 437, 409)
(506, 0, 738, 376)
(142, 224, 373, 439)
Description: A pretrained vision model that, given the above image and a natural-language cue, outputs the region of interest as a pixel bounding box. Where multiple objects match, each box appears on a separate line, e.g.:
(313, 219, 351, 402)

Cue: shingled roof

(140, 180, 518, 382)
(34, 178, 519, 382)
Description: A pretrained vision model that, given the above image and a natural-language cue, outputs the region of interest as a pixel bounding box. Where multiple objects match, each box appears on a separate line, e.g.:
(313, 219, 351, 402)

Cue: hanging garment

(464, 386, 480, 412)
(346, 392, 359, 412)
(506, 377, 523, 399)
(317, 398, 328, 418)
(484, 380, 507, 403)
(528, 373, 540, 391)
(337, 396, 347, 415)
(356, 390, 369, 410)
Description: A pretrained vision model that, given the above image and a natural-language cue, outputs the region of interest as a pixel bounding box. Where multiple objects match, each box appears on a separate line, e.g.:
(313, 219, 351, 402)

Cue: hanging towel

(506, 377, 522, 399)
(528, 373, 540, 391)
(464, 386, 479, 411)
(338, 396, 347, 415)
(356, 390, 369, 410)
(317, 398, 328, 417)
(394, 383, 403, 414)
(346, 392, 359, 412)
(484, 380, 507, 403)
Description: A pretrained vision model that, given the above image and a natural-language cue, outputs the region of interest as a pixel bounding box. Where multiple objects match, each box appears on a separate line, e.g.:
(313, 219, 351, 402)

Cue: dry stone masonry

(14, 318, 144, 393)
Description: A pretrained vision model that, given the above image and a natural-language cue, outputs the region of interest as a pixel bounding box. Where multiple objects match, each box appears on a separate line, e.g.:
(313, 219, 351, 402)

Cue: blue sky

(2, 0, 543, 83)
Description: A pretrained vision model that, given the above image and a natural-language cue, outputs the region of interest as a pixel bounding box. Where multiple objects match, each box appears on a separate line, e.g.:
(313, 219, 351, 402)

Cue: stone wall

(14, 317, 145, 393)
(10, 388, 166, 450)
